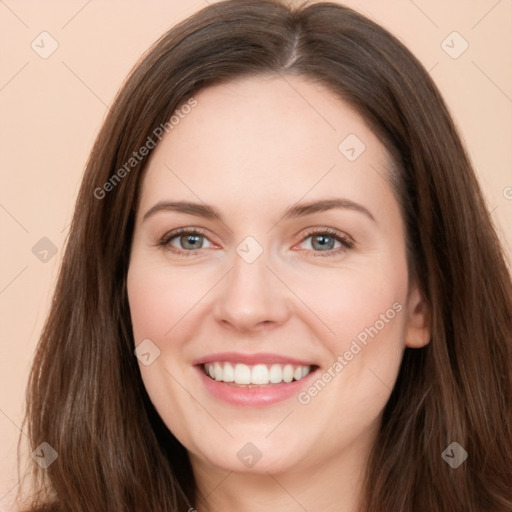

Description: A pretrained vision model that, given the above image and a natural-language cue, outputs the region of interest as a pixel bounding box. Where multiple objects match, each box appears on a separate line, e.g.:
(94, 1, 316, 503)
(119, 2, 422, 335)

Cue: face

(127, 74, 430, 481)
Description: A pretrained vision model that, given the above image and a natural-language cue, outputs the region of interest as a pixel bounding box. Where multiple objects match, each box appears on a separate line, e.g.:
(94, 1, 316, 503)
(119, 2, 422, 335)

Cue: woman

(21, 0, 512, 511)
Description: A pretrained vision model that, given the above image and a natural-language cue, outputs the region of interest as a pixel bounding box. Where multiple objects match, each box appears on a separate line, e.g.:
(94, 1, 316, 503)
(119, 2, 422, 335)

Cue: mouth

(202, 362, 316, 386)
(193, 353, 320, 406)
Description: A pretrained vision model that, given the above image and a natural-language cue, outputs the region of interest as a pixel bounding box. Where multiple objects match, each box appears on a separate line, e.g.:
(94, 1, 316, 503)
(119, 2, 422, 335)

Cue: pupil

(313, 234, 334, 251)
(182, 234, 202, 250)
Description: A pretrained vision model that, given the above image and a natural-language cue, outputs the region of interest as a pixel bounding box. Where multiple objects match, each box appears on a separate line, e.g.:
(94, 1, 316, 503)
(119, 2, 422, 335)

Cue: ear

(404, 282, 431, 348)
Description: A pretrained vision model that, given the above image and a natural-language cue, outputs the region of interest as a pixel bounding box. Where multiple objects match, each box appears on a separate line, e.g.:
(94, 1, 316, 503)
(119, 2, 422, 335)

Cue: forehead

(138, 74, 394, 214)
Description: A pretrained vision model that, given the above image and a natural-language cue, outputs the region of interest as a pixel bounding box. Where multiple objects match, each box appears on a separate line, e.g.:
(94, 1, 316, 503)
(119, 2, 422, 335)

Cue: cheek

(127, 260, 202, 343)
(296, 261, 409, 355)
(293, 252, 409, 415)
(127, 261, 199, 439)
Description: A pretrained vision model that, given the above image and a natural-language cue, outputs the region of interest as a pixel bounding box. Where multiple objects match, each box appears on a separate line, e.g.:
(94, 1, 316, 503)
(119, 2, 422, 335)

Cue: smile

(203, 362, 312, 385)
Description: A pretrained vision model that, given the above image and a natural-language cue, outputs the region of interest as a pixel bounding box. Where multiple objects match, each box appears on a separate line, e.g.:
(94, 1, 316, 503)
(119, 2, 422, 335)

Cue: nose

(212, 247, 292, 333)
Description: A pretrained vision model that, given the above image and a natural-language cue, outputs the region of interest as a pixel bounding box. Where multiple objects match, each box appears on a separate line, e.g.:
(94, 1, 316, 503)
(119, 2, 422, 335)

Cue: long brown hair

(20, 1, 512, 510)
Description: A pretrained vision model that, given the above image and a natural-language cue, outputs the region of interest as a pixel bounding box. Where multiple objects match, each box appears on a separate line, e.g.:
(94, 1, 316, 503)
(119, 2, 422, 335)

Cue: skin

(127, 74, 430, 512)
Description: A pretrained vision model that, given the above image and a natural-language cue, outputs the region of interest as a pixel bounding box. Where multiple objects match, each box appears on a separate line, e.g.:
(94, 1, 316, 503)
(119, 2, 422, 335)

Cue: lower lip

(195, 366, 318, 407)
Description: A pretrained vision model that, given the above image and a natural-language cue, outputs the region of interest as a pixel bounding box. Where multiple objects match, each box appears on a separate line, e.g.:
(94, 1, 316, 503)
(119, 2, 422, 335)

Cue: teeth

(223, 362, 235, 382)
(234, 363, 251, 384)
(214, 362, 223, 381)
(251, 364, 269, 385)
(269, 364, 282, 383)
(284, 364, 294, 383)
(203, 362, 313, 385)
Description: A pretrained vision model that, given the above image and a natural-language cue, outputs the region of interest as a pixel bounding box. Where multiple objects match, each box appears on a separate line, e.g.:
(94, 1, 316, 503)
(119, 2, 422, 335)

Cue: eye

(295, 228, 354, 257)
(157, 227, 354, 258)
(158, 228, 214, 256)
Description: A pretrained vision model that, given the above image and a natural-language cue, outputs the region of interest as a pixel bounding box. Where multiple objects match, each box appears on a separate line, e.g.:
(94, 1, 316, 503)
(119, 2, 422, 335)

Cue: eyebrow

(142, 198, 376, 224)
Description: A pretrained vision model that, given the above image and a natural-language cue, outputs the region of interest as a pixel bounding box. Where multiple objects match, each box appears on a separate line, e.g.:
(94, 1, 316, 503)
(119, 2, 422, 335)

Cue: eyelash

(156, 227, 355, 258)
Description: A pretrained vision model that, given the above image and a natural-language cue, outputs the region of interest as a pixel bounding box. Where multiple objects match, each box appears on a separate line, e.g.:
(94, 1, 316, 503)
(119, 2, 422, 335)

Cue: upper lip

(192, 352, 316, 367)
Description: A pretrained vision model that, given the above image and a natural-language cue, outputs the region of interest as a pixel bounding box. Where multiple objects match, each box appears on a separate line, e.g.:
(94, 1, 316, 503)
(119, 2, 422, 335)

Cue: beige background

(1, 0, 511, 508)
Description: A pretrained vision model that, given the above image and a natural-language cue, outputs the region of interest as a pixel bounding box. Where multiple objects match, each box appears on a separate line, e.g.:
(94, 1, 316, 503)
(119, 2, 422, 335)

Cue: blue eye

(159, 229, 213, 255)
(173, 233, 208, 250)
(158, 227, 354, 258)
(304, 233, 339, 251)
(296, 229, 354, 257)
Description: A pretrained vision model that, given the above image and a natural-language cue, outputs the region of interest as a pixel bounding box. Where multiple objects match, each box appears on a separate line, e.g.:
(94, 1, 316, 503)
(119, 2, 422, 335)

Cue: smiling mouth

(202, 362, 317, 386)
